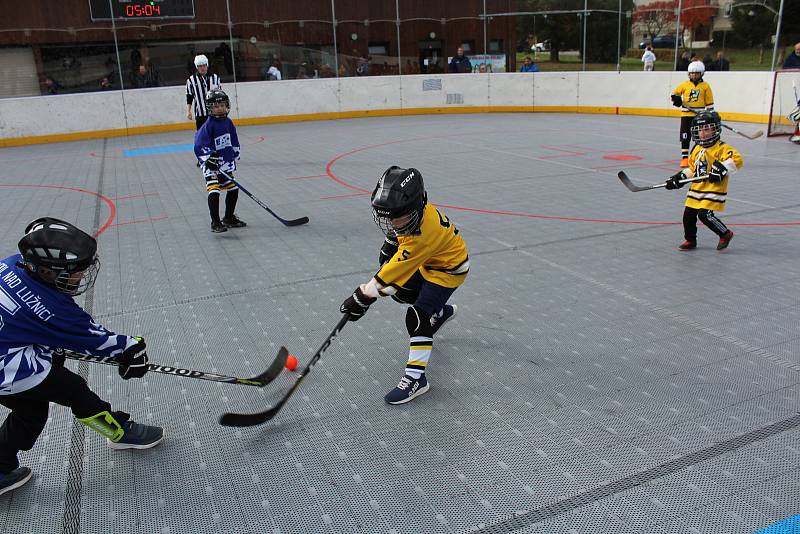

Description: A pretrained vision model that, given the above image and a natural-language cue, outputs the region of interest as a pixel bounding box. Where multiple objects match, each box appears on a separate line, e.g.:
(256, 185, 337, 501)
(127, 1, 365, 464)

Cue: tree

(634, 0, 677, 41)
(680, 0, 716, 44)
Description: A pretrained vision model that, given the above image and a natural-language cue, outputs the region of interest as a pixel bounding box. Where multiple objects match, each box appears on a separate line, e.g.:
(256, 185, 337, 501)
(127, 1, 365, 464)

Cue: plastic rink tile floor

(0, 112, 798, 534)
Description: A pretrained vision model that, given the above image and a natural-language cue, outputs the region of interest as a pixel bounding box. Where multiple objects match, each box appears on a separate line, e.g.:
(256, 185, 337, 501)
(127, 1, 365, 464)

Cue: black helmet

(371, 166, 427, 236)
(18, 218, 100, 296)
(205, 89, 230, 119)
(690, 111, 721, 148)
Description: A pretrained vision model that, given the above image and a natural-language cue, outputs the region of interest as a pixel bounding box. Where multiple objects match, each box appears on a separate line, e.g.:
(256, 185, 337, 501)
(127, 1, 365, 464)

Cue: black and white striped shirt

(185, 73, 221, 117)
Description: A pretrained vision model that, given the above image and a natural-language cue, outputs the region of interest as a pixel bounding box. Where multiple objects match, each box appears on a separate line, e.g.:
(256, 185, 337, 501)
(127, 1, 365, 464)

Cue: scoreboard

(89, 0, 195, 20)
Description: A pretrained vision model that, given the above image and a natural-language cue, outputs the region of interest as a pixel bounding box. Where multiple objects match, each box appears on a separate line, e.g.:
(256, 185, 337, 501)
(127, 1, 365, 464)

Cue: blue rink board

(754, 515, 800, 534)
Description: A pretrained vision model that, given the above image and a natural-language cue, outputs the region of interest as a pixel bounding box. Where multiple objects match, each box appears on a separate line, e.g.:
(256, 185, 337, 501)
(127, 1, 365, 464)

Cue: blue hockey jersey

(194, 117, 241, 178)
(0, 255, 137, 395)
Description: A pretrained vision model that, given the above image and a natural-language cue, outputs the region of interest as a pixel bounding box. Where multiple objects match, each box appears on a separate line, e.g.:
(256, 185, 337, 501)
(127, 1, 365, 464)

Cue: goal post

(768, 69, 800, 137)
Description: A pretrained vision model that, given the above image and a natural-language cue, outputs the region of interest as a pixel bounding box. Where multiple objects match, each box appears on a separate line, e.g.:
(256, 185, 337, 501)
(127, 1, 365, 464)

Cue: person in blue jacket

(519, 56, 539, 72)
(194, 89, 246, 233)
(0, 218, 162, 497)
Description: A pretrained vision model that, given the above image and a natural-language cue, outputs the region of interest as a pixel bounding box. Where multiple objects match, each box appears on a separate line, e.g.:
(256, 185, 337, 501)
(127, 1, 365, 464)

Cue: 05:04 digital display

(89, 0, 195, 21)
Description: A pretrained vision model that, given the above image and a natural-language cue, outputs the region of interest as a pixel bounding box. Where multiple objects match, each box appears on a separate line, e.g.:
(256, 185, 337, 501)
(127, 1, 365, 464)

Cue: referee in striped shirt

(185, 54, 221, 130)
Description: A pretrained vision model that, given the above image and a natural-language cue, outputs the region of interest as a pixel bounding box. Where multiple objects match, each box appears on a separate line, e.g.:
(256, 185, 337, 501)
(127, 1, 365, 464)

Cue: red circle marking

(324, 138, 800, 227)
(603, 154, 642, 161)
(0, 184, 116, 237)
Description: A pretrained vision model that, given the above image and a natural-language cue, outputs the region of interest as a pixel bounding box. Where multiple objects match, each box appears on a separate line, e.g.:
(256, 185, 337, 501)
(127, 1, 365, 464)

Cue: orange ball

(285, 354, 298, 371)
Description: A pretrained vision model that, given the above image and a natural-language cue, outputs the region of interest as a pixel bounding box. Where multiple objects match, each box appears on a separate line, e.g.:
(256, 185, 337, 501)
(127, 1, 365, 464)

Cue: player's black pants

(683, 206, 729, 242)
(195, 116, 208, 130)
(680, 116, 693, 157)
(0, 365, 126, 473)
(390, 271, 457, 317)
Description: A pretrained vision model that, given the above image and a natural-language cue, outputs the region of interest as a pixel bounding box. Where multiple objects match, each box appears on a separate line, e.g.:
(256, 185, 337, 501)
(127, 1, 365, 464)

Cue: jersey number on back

(436, 210, 459, 235)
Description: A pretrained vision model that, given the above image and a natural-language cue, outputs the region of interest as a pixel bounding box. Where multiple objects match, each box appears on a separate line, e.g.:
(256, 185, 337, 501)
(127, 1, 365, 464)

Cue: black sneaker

(107, 420, 164, 450)
(384, 374, 430, 405)
(430, 304, 457, 336)
(222, 215, 247, 228)
(211, 220, 227, 233)
(0, 467, 32, 496)
(717, 230, 734, 250)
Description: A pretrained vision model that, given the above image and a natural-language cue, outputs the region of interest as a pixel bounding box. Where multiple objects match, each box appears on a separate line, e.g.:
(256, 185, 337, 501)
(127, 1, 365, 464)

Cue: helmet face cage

(206, 90, 230, 118)
(372, 207, 421, 237)
(690, 113, 721, 148)
(51, 257, 101, 296)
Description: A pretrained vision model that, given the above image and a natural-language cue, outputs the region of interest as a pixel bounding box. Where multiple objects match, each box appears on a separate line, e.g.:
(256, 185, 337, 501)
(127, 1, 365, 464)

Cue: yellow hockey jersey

(684, 141, 744, 212)
(365, 203, 469, 297)
(672, 80, 714, 117)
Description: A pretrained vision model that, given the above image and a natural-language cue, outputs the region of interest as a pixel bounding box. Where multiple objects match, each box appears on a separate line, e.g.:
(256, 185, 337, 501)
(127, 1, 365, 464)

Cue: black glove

(378, 236, 399, 266)
(118, 337, 149, 380)
(203, 152, 222, 171)
(671, 94, 683, 108)
(708, 160, 728, 183)
(340, 287, 377, 322)
(665, 171, 686, 190)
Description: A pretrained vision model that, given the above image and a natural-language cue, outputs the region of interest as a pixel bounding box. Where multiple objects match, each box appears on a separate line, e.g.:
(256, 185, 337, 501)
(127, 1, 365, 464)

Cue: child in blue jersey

(194, 89, 246, 233)
(0, 218, 163, 497)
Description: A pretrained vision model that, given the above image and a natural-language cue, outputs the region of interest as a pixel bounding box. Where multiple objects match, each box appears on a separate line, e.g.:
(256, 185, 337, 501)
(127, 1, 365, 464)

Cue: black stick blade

(281, 216, 309, 227)
(219, 406, 279, 427)
(244, 347, 289, 386)
(617, 171, 650, 192)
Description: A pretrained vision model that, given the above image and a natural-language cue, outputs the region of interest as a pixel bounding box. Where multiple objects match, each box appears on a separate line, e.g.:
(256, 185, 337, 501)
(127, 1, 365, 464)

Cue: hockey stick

(216, 168, 309, 227)
(62, 346, 289, 387)
(617, 171, 710, 192)
(219, 314, 349, 427)
(681, 107, 763, 140)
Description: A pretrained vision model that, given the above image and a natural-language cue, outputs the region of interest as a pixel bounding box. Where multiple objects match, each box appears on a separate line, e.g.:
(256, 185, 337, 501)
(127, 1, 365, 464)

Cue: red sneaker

(717, 230, 734, 250)
(678, 240, 697, 251)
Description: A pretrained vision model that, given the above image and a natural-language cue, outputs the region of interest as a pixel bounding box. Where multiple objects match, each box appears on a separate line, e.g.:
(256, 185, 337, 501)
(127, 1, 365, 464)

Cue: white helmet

(688, 61, 705, 74)
(194, 54, 209, 68)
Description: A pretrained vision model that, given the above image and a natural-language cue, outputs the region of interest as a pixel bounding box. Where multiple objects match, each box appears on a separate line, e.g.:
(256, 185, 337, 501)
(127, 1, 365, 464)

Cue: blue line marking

(123, 144, 194, 157)
(754, 514, 800, 534)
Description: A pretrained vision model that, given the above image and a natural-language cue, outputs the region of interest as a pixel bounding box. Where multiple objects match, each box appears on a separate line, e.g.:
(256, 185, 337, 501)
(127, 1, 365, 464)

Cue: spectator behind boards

(520, 56, 539, 72)
(642, 46, 656, 71)
(448, 47, 472, 74)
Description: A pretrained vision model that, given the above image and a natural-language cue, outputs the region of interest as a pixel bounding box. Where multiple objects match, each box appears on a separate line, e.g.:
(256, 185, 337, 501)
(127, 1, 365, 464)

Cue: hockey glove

(340, 287, 377, 322)
(670, 94, 683, 108)
(204, 152, 223, 172)
(378, 235, 399, 266)
(118, 337, 149, 380)
(708, 161, 728, 183)
(788, 104, 800, 124)
(665, 171, 686, 190)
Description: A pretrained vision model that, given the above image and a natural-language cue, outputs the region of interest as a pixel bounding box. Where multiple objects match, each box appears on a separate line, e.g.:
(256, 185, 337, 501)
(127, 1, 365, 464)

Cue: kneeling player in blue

(340, 167, 469, 404)
(0, 218, 162, 497)
(194, 89, 246, 233)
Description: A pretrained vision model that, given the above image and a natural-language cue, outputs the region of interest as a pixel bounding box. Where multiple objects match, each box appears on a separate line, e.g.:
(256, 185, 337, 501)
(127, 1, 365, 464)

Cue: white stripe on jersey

(186, 73, 221, 117)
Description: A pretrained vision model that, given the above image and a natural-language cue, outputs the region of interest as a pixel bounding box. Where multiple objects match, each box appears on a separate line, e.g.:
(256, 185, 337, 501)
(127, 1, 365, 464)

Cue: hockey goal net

(768, 69, 800, 136)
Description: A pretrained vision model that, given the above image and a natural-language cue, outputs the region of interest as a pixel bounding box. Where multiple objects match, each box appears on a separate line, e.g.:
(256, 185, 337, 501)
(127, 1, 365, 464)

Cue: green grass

(515, 46, 794, 72)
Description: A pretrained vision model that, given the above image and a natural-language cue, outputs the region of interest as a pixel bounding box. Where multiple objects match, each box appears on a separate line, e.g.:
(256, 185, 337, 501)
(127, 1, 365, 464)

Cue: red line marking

(603, 154, 642, 161)
(0, 184, 116, 236)
(115, 192, 160, 201)
(109, 215, 168, 227)
(323, 139, 800, 227)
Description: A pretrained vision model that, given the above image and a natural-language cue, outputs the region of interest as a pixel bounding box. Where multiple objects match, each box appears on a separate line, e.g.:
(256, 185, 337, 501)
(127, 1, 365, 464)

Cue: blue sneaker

(107, 420, 164, 450)
(430, 304, 457, 336)
(0, 467, 32, 496)
(384, 374, 430, 405)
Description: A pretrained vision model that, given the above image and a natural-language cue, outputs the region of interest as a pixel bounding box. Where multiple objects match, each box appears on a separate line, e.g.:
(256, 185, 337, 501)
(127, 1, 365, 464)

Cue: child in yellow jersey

(671, 61, 714, 167)
(340, 166, 469, 404)
(665, 111, 743, 251)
